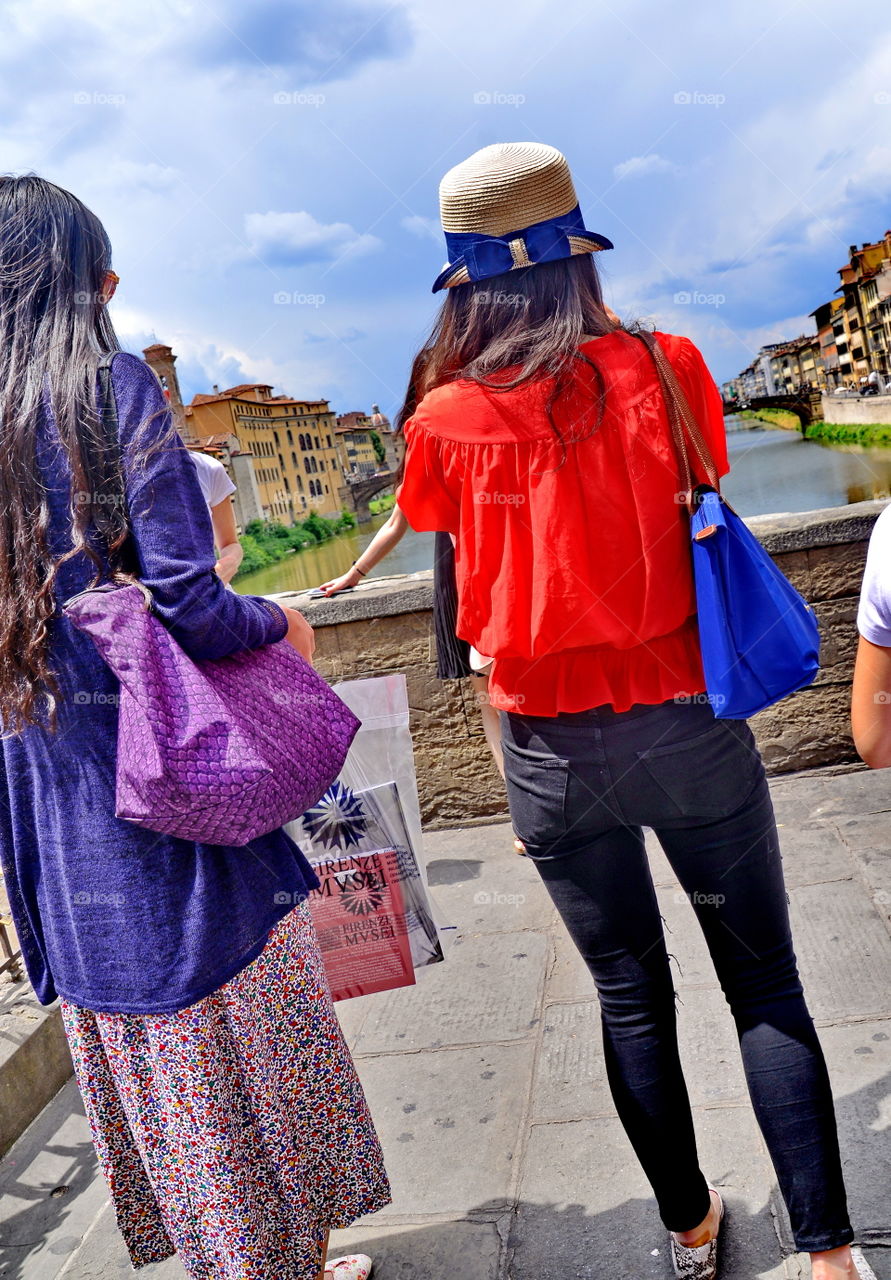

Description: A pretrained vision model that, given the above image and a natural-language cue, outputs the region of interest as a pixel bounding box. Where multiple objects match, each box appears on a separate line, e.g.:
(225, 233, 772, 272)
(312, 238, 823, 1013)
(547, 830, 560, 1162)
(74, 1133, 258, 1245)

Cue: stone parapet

(274, 500, 889, 826)
(819, 393, 891, 425)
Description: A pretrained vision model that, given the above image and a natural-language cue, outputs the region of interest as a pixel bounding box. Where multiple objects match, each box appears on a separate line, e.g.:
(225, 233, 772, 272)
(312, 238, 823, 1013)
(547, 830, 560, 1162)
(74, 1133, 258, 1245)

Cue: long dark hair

(396, 254, 640, 443)
(0, 175, 129, 732)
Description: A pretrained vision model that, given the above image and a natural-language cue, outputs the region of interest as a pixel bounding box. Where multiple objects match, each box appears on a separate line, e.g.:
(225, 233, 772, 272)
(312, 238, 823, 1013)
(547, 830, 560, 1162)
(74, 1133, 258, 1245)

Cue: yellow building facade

(835, 232, 891, 383)
(334, 410, 382, 478)
(186, 386, 347, 523)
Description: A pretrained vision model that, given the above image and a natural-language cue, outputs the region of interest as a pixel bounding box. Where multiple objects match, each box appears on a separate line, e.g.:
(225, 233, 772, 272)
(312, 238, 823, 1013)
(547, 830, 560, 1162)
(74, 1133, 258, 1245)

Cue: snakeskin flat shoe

(669, 1188, 725, 1280)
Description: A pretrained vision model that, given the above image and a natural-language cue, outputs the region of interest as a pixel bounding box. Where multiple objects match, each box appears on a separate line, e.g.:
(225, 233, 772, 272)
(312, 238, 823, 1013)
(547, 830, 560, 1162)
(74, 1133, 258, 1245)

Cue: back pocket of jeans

(635, 719, 761, 819)
(501, 738, 570, 851)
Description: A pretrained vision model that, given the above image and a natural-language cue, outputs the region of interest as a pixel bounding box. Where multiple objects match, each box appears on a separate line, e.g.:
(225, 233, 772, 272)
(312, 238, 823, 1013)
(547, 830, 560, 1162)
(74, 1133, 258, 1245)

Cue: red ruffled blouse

(397, 330, 730, 716)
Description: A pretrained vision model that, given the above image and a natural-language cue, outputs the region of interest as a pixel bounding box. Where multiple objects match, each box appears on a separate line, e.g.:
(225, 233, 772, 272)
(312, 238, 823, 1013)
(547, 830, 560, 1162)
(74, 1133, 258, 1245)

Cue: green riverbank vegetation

(236, 510, 357, 578)
(738, 407, 802, 432)
(738, 408, 891, 448)
(368, 492, 396, 515)
(805, 420, 891, 448)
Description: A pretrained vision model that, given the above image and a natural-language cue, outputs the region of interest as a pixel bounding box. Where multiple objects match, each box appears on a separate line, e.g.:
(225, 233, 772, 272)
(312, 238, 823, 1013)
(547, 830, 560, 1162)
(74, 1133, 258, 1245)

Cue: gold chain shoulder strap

(634, 330, 720, 508)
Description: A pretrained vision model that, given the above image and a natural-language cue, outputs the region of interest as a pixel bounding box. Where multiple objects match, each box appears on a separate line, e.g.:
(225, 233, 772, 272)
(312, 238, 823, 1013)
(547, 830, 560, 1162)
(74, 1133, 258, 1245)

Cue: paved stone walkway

(1, 766, 889, 1279)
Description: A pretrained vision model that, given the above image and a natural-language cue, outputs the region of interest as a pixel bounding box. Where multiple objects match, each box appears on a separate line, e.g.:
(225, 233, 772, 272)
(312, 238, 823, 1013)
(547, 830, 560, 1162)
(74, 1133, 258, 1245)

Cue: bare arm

(851, 635, 891, 768)
(319, 504, 409, 595)
(206, 497, 312, 660)
(209, 496, 244, 584)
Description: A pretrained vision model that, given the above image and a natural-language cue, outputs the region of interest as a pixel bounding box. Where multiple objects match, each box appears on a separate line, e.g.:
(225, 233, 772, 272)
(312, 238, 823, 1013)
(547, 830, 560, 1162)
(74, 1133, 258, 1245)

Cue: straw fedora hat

(431, 142, 612, 292)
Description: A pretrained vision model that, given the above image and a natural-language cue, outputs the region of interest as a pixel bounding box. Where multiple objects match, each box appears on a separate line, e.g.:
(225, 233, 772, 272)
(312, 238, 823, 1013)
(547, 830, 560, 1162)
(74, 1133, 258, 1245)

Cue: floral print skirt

(61, 902, 390, 1278)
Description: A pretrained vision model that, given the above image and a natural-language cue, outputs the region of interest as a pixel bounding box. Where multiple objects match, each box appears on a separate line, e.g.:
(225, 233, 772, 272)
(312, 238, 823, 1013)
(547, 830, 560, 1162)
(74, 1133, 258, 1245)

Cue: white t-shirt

(857, 504, 891, 647)
(190, 450, 236, 510)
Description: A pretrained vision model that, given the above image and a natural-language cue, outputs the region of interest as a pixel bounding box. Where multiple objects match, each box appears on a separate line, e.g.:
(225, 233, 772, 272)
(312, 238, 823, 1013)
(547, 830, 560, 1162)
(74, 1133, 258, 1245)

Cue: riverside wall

(275, 500, 888, 829)
(820, 392, 891, 424)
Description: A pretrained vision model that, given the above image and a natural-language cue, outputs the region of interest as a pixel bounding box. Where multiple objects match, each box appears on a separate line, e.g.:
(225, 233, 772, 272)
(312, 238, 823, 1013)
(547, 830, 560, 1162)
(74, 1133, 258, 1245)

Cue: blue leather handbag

(639, 331, 820, 719)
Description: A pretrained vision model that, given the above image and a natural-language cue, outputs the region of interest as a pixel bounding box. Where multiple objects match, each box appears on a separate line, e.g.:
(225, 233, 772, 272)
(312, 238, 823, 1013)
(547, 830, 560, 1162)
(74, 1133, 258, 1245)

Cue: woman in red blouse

(397, 143, 855, 1280)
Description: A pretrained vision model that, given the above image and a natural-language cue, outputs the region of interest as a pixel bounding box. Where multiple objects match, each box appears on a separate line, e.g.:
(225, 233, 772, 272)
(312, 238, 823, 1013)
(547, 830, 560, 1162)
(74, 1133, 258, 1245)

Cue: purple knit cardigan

(0, 353, 318, 1014)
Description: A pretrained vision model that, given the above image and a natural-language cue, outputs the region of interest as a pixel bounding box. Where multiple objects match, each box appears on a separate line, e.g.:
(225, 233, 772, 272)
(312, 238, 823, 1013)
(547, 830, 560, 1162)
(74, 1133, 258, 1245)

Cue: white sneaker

(669, 1188, 725, 1279)
(324, 1254, 373, 1280)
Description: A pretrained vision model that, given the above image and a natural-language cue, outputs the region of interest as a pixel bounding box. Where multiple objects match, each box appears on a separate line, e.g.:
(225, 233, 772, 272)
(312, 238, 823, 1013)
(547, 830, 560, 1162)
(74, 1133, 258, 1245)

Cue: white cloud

(111, 301, 293, 397)
(612, 153, 679, 180)
(97, 160, 182, 195)
(401, 214, 441, 243)
(243, 211, 382, 266)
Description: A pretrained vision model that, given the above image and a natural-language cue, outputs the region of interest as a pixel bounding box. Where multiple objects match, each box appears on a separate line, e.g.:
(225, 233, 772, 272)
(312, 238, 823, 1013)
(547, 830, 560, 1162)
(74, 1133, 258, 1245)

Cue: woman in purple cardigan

(0, 175, 388, 1280)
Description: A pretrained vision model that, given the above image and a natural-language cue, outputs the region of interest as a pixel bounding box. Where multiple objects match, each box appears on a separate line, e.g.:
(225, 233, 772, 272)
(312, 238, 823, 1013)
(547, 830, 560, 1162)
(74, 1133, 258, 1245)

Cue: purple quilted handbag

(63, 581, 360, 846)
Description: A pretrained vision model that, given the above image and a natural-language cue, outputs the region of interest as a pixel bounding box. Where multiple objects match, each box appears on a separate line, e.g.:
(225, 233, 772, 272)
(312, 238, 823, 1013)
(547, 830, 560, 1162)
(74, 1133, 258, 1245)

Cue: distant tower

(143, 343, 192, 440)
(370, 402, 403, 473)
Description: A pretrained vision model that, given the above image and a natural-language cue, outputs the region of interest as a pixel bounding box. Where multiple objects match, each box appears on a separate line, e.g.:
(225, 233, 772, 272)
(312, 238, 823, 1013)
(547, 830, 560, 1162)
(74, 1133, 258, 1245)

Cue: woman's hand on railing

(319, 566, 362, 596)
(280, 606, 316, 665)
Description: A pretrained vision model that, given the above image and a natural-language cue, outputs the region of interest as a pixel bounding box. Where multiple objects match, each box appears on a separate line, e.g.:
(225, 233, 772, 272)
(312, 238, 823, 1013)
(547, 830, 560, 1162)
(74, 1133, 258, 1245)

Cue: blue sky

(3, 0, 890, 415)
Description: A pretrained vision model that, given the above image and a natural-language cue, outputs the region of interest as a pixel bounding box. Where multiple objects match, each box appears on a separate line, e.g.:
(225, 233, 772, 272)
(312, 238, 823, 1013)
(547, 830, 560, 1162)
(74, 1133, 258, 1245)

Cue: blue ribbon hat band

(431, 203, 613, 292)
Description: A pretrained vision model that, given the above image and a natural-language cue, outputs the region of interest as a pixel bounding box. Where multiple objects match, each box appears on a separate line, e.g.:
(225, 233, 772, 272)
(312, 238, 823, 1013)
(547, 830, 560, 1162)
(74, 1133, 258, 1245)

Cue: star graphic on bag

(302, 781, 368, 850)
(340, 872, 386, 916)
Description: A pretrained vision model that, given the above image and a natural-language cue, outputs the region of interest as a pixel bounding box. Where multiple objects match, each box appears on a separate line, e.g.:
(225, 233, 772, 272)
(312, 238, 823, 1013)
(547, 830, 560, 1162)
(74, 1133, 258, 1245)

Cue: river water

(233, 511, 436, 596)
(234, 415, 891, 596)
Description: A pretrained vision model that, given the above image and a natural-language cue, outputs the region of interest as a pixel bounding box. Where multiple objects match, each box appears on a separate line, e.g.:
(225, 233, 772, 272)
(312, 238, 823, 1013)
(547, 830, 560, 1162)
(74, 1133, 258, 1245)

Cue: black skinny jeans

(501, 696, 853, 1252)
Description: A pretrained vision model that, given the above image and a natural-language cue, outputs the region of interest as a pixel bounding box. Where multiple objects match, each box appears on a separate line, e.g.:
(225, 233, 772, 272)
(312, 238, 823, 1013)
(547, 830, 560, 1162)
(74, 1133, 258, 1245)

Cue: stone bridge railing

(274, 500, 888, 829)
(737, 391, 824, 427)
(343, 470, 397, 521)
